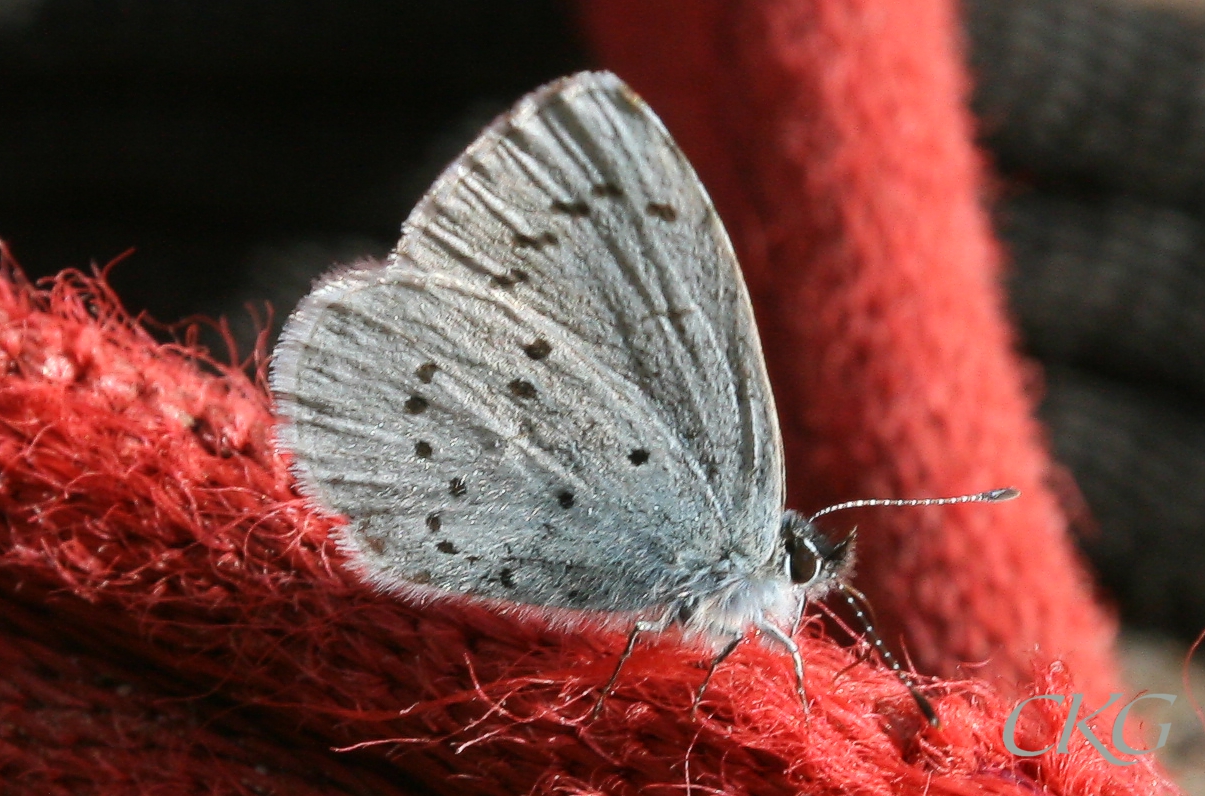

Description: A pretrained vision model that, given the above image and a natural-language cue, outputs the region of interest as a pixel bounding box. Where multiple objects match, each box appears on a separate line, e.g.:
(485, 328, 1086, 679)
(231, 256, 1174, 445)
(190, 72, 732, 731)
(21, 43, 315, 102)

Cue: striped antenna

(808, 487, 1019, 523)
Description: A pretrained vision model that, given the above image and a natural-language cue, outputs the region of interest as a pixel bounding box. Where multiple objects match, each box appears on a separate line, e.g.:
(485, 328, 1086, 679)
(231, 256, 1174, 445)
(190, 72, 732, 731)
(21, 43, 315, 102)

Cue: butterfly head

(780, 511, 855, 595)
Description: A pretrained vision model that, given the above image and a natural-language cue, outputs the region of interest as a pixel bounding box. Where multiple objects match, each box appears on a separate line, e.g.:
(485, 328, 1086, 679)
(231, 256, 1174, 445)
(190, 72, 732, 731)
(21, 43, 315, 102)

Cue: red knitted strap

(579, 0, 1118, 696)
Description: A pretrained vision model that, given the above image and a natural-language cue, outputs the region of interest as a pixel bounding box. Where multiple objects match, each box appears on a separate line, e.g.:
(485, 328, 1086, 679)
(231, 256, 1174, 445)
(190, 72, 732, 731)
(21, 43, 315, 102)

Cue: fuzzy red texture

(0, 255, 1174, 791)
(578, 0, 1121, 699)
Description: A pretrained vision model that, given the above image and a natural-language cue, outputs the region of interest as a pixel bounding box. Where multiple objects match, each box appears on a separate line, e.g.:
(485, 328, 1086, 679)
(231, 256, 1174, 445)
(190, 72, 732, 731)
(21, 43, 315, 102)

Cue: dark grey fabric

(967, 0, 1205, 207)
(1003, 194, 1205, 397)
(970, 0, 1205, 638)
(0, 1, 585, 343)
(1041, 367, 1205, 633)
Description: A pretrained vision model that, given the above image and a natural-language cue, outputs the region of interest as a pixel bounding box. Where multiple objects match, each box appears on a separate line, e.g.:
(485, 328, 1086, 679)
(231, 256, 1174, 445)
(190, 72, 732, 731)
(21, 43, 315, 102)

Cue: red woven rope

(579, 0, 1118, 698)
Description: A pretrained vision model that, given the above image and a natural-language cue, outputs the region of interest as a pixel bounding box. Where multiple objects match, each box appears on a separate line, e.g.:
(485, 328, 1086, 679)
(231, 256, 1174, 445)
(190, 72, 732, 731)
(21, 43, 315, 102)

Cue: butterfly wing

(271, 72, 784, 613)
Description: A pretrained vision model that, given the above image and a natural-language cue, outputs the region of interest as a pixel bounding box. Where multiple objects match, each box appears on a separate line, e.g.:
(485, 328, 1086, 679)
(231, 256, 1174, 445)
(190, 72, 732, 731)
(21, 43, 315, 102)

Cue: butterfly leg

(591, 619, 662, 719)
(757, 620, 808, 712)
(690, 634, 743, 718)
(790, 594, 810, 637)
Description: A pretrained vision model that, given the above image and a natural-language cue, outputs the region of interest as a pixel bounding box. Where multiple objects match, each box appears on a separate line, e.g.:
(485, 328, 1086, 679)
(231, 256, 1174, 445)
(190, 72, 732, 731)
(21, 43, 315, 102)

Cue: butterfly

(270, 71, 1016, 722)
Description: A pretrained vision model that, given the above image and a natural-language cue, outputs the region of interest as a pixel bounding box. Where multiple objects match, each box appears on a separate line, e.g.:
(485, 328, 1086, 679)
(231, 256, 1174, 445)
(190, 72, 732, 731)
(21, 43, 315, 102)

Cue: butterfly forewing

(272, 72, 784, 613)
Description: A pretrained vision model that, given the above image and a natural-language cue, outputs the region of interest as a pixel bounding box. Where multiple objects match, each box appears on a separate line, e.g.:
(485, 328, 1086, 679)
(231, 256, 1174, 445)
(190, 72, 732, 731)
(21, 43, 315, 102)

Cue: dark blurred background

(1, 0, 584, 343)
(3, 0, 1204, 780)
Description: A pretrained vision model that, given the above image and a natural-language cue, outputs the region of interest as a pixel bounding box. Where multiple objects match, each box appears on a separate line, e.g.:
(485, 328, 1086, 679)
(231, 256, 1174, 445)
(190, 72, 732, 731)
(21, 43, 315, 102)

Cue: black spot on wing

(415, 362, 438, 383)
(646, 202, 678, 222)
(522, 339, 552, 360)
(508, 379, 537, 399)
(551, 199, 590, 217)
(590, 182, 623, 198)
(514, 232, 558, 249)
(491, 269, 529, 288)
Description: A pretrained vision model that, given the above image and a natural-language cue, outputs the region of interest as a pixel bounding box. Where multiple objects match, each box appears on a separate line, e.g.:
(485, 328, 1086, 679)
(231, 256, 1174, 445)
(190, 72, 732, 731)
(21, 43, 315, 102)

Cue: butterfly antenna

(839, 583, 941, 728)
(812, 488, 1019, 728)
(807, 487, 1019, 523)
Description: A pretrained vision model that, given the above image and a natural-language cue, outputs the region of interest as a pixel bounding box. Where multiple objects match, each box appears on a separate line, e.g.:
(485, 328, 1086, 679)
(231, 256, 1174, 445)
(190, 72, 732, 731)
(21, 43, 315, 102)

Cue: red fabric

(578, 0, 1117, 697)
(0, 0, 1177, 792)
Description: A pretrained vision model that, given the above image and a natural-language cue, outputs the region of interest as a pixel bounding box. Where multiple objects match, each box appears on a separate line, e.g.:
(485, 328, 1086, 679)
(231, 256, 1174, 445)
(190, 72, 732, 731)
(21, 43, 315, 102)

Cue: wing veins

(424, 272, 725, 520)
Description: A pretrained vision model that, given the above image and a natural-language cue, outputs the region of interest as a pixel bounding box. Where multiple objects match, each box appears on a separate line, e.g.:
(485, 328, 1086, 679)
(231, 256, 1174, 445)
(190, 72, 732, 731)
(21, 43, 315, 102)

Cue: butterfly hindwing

(271, 72, 784, 612)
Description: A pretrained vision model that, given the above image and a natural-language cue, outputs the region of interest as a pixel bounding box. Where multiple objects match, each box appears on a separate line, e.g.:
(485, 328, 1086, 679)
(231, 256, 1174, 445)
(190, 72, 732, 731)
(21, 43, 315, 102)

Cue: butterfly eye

(789, 545, 821, 585)
(781, 512, 826, 585)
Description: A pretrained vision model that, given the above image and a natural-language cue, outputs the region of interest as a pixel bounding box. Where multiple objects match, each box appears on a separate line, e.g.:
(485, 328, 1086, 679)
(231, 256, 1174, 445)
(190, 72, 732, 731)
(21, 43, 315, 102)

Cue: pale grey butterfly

(270, 71, 1017, 724)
